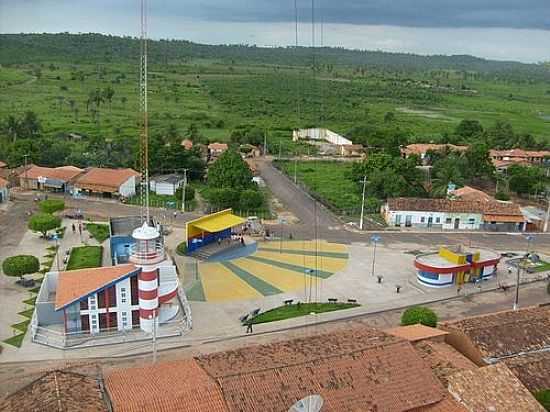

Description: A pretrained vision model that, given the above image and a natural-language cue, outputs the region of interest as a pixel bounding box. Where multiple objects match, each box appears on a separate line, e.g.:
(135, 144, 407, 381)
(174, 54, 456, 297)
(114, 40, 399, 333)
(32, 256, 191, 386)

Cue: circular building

(414, 245, 501, 288)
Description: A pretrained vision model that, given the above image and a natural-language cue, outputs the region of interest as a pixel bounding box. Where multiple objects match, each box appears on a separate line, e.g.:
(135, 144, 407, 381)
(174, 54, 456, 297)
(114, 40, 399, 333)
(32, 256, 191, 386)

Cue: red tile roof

(208, 142, 228, 151)
(504, 351, 550, 392)
(196, 327, 447, 412)
(19, 165, 84, 182)
(449, 186, 493, 202)
(490, 148, 550, 159)
(106, 359, 227, 412)
(385, 324, 448, 342)
(448, 363, 545, 412)
(387, 197, 524, 219)
(75, 168, 139, 192)
(402, 144, 468, 156)
(0, 160, 6, 168)
(0, 370, 108, 411)
(443, 305, 550, 361)
(181, 139, 194, 150)
(55, 264, 138, 310)
(493, 158, 531, 168)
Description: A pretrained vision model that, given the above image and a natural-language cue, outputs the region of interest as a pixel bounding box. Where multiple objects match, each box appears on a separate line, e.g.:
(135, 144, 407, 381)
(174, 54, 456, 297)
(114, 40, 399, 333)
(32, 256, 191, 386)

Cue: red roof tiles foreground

(443, 305, 550, 361)
(504, 351, 550, 392)
(0, 177, 8, 188)
(385, 324, 448, 342)
(55, 264, 138, 310)
(448, 363, 545, 412)
(74, 167, 139, 193)
(449, 185, 493, 203)
(0, 370, 108, 412)
(106, 327, 453, 412)
(106, 359, 227, 412)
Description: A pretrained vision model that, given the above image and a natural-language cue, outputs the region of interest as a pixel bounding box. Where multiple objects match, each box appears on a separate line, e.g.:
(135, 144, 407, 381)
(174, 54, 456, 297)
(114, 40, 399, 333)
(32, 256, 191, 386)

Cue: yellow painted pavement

(254, 250, 348, 273)
(230, 256, 318, 292)
(199, 262, 262, 302)
(260, 240, 348, 253)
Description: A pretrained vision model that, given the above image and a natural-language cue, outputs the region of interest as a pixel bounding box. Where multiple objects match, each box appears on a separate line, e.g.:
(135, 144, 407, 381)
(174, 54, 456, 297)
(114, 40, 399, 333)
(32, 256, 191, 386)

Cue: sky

(1, 0, 549, 63)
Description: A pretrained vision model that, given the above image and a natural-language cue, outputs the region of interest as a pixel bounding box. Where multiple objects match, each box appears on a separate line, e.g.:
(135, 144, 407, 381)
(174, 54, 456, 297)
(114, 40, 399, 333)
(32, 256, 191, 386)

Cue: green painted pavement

(186, 280, 206, 302)
(258, 247, 348, 259)
(221, 261, 282, 296)
(245, 255, 333, 279)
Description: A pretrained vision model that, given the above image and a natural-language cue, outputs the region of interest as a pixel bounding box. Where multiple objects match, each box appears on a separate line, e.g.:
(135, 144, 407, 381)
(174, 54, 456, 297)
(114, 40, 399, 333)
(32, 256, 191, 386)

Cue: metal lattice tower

(139, 0, 150, 224)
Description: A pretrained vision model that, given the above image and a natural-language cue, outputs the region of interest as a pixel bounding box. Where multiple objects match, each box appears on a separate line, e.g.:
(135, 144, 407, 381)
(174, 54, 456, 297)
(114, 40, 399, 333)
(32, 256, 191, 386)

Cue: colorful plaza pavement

(187, 240, 349, 302)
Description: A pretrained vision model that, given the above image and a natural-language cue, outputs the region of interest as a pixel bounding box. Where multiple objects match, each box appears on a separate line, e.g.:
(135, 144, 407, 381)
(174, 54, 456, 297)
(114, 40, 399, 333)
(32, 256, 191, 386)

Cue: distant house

(0, 177, 9, 203)
(293, 128, 353, 146)
(448, 186, 493, 203)
(67, 133, 84, 141)
(493, 158, 532, 173)
(18, 165, 84, 192)
(401, 144, 469, 164)
(490, 148, 550, 166)
(181, 139, 194, 151)
(150, 174, 184, 196)
(74, 168, 140, 198)
(239, 144, 261, 158)
(339, 144, 365, 157)
(208, 142, 228, 161)
(0, 160, 6, 168)
(382, 197, 526, 231)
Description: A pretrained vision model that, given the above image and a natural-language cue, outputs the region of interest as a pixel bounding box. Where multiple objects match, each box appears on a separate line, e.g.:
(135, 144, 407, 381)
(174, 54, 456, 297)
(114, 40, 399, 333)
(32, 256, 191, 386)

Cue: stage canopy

(186, 209, 246, 252)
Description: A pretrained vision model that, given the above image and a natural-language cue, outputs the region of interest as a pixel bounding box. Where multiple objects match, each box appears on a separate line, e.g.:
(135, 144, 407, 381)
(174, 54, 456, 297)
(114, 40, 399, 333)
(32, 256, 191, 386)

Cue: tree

(455, 119, 483, 140)
(2, 255, 40, 280)
(431, 155, 466, 197)
(207, 149, 254, 190)
(103, 86, 115, 110)
(3, 115, 20, 143)
(401, 306, 438, 327)
(384, 111, 395, 123)
(463, 143, 494, 181)
(18, 111, 41, 138)
(239, 189, 264, 210)
(508, 165, 545, 195)
(120, 96, 127, 107)
(39, 199, 65, 214)
(28, 213, 61, 238)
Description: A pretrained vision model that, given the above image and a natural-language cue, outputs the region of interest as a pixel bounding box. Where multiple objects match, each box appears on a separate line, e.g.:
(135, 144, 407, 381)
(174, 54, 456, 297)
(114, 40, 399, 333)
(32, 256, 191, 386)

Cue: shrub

(176, 241, 187, 255)
(239, 189, 264, 211)
(534, 389, 550, 411)
(28, 213, 62, 238)
(494, 191, 510, 201)
(38, 199, 65, 214)
(401, 306, 438, 327)
(2, 255, 40, 279)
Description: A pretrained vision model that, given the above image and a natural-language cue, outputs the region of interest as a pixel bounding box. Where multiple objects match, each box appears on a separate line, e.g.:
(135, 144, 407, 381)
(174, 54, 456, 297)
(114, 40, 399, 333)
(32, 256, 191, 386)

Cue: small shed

(150, 174, 184, 196)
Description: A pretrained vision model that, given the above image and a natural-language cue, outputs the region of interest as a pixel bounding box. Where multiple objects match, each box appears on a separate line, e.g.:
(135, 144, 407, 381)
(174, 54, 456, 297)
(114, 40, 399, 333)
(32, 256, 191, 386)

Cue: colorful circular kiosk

(186, 209, 246, 253)
(414, 245, 501, 288)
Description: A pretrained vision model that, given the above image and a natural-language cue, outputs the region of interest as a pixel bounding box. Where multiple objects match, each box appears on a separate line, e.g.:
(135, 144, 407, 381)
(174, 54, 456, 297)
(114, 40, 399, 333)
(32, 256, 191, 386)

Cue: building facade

(383, 197, 526, 231)
(0, 177, 8, 203)
(73, 168, 139, 198)
(150, 174, 183, 196)
(414, 245, 501, 287)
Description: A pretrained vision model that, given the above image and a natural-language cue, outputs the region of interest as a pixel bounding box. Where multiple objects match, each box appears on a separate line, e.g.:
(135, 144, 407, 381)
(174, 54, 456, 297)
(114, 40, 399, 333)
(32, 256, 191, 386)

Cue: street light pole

(359, 176, 367, 230)
(181, 168, 188, 212)
(370, 234, 381, 277)
(514, 260, 521, 311)
(294, 156, 298, 184)
(149, 312, 157, 363)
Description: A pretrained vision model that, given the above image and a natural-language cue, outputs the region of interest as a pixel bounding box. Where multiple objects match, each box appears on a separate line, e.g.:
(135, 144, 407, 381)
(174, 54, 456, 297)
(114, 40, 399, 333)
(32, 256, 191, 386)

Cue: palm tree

(103, 86, 115, 111)
(431, 158, 464, 198)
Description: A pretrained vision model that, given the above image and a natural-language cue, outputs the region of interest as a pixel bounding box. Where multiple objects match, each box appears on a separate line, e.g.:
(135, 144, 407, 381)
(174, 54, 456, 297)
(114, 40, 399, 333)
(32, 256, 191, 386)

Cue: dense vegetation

(2, 255, 40, 280)
(66, 246, 103, 270)
(401, 306, 438, 328)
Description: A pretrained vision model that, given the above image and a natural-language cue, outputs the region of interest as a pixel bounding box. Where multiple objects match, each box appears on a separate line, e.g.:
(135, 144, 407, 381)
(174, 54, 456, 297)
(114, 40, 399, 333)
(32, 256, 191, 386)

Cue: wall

(154, 182, 178, 196)
(293, 128, 353, 146)
(0, 187, 7, 202)
(441, 327, 487, 366)
(385, 209, 482, 230)
(118, 176, 136, 197)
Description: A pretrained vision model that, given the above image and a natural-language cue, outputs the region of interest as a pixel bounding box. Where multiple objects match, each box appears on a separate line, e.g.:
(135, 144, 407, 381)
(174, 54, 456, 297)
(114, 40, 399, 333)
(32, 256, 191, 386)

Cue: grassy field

(66, 245, 103, 270)
(2, 59, 550, 158)
(85, 223, 110, 243)
(250, 302, 360, 324)
(277, 160, 362, 214)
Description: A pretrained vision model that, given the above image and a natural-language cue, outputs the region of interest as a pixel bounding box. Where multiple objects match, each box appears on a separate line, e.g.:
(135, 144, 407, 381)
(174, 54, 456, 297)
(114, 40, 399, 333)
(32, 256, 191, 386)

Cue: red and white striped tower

(130, 222, 165, 333)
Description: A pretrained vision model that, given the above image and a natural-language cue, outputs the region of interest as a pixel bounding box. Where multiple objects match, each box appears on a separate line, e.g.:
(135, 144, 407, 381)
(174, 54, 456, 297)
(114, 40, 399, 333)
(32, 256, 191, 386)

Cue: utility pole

(23, 154, 30, 190)
(149, 312, 157, 363)
(544, 196, 550, 232)
(279, 142, 282, 160)
(359, 176, 367, 230)
(514, 259, 521, 311)
(294, 156, 298, 184)
(264, 130, 268, 156)
(370, 235, 381, 277)
(181, 168, 188, 212)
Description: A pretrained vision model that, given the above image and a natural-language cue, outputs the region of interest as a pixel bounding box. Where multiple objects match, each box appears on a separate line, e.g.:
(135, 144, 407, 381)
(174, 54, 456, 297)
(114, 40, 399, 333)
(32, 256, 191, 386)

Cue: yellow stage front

(186, 209, 246, 250)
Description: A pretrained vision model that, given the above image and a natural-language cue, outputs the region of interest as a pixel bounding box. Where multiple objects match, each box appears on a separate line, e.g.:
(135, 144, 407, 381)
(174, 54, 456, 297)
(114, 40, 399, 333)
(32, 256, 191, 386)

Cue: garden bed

(66, 246, 103, 270)
(249, 302, 360, 324)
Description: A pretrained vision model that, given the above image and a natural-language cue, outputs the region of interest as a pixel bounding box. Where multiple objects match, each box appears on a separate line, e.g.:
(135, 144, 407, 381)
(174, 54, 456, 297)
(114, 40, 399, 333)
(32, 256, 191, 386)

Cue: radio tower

(140, 0, 150, 224)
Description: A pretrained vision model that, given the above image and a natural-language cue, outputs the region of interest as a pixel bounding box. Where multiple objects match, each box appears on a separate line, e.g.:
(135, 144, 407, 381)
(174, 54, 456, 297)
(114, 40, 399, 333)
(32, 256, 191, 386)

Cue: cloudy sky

(1, 0, 549, 63)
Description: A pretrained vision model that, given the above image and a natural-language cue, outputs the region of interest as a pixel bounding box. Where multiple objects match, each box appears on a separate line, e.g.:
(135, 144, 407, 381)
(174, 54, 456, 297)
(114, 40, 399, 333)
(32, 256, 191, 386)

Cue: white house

(382, 197, 526, 231)
(150, 174, 184, 196)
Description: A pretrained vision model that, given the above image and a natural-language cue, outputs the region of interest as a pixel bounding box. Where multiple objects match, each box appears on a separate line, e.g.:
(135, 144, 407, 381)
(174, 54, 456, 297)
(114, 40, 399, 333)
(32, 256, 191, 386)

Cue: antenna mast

(140, 0, 150, 223)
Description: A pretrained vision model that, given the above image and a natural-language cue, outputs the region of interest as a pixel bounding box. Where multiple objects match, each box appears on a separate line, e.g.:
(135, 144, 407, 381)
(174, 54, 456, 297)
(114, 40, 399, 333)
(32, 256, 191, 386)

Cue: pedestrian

(217, 237, 221, 246)
(78, 223, 82, 235)
(241, 236, 245, 246)
(72, 223, 76, 233)
(173, 211, 177, 219)
(246, 322, 253, 334)
(456, 286, 461, 295)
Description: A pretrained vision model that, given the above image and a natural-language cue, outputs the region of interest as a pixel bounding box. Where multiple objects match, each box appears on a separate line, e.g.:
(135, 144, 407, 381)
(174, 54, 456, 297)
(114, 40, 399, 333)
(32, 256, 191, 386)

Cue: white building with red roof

(73, 167, 140, 198)
(19, 165, 84, 192)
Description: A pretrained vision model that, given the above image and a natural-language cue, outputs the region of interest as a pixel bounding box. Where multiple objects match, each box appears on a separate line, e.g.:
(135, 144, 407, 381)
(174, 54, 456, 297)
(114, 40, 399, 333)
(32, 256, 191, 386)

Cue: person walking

(246, 322, 253, 334)
(72, 223, 76, 233)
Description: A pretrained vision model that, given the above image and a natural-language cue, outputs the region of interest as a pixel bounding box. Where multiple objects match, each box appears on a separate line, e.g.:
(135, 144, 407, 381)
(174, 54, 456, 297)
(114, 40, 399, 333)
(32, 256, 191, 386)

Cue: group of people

(71, 222, 83, 235)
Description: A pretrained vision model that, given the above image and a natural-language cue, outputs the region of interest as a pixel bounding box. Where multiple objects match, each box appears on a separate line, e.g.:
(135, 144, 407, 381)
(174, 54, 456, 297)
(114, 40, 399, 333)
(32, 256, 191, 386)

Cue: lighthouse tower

(129, 222, 165, 333)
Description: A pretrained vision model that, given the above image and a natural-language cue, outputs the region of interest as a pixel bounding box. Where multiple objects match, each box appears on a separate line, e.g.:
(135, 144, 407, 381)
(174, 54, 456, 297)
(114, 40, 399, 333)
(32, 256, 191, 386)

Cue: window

(420, 217, 425, 223)
(80, 299, 88, 310)
(435, 217, 441, 223)
(89, 296, 96, 311)
(445, 218, 452, 224)
(122, 312, 128, 327)
(468, 218, 475, 223)
(121, 287, 127, 304)
(395, 215, 402, 226)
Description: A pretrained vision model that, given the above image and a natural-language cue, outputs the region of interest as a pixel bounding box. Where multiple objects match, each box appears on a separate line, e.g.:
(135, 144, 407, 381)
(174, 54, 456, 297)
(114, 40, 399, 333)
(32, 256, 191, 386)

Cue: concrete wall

(0, 187, 8, 202)
(385, 209, 483, 230)
(293, 128, 353, 146)
(35, 272, 64, 326)
(119, 176, 136, 197)
(441, 327, 487, 366)
(152, 182, 179, 196)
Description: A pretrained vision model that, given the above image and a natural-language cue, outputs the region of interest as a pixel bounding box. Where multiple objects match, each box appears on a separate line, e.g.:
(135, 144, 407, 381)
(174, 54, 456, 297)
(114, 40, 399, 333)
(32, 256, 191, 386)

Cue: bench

(284, 299, 294, 306)
(250, 308, 261, 317)
(328, 298, 338, 304)
(347, 299, 357, 304)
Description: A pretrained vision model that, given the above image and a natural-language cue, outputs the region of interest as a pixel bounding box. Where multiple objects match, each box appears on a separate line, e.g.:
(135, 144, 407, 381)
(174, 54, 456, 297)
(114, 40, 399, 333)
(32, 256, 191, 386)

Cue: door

(395, 214, 402, 227)
(405, 215, 412, 227)
(80, 315, 90, 333)
(454, 218, 460, 229)
(427, 217, 433, 228)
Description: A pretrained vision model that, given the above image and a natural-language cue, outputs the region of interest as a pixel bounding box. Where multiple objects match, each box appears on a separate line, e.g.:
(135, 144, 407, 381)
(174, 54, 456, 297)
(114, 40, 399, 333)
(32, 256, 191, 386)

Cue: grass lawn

(277, 160, 362, 215)
(249, 302, 360, 325)
(18, 309, 34, 319)
(86, 223, 110, 243)
(66, 246, 103, 270)
(12, 320, 30, 333)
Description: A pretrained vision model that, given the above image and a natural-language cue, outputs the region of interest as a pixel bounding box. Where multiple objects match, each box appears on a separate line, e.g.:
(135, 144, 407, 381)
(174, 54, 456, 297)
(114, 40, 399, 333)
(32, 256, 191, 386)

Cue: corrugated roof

(448, 363, 545, 412)
(75, 167, 139, 192)
(55, 264, 138, 310)
(106, 359, 227, 412)
(385, 324, 449, 342)
(0, 370, 108, 412)
(443, 305, 550, 361)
